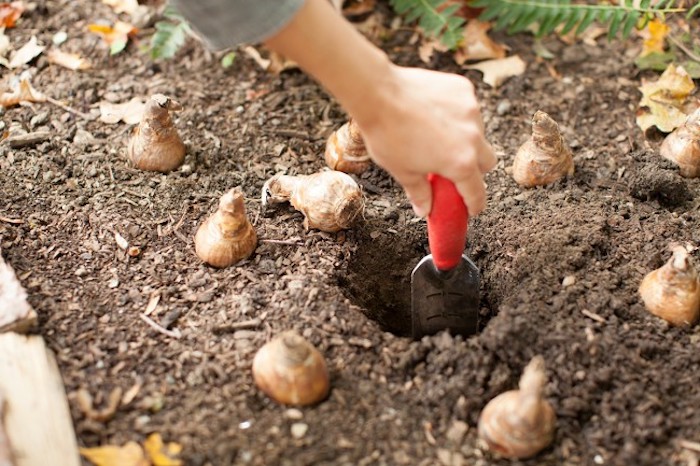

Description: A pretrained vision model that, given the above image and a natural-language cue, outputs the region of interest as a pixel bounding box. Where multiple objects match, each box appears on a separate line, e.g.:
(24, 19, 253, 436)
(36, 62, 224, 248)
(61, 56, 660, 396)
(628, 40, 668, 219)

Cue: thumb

(399, 173, 432, 218)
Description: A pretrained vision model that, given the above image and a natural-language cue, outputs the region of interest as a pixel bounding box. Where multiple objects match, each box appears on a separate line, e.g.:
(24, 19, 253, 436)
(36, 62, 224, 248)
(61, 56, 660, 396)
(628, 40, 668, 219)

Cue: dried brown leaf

(640, 18, 669, 56)
(636, 64, 699, 133)
(268, 51, 298, 74)
(102, 0, 139, 15)
(88, 21, 138, 53)
(80, 442, 148, 466)
(342, 0, 376, 17)
(454, 20, 506, 65)
(144, 433, 183, 466)
(0, 1, 24, 28)
(242, 45, 270, 70)
(0, 77, 46, 107)
(99, 97, 146, 124)
(464, 55, 526, 88)
(47, 49, 91, 70)
(8, 35, 44, 68)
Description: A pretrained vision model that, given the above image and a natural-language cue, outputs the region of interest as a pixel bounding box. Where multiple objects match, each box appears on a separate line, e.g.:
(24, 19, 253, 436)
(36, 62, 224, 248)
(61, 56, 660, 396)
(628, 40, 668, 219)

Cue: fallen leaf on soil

(8, 35, 44, 68)
(558, 25, 606, 46)
(47, 49, 91, 70)
(76, 387, 123, 422)
(102, 0, 139, 15)
(353, 11, 387, 44)
(640, 18, 669, 57)
(0, 77, 46, 107)
(242, 45, 270, 70)
(0, 28, 10, 65)
(636, 63, 699, 133)
(242, 46, 297, 74)
(453, 20, 506, 65)
(268, 51, 298, 74)
(437, 0, 483, 20)
(634, 50, 676, 72)
(88, 21, 138, 55)
(80, 442, 148, 466)
(342, 0, 376, 17)
(464, 55, 526, 88)
(143, 433, 183, 466)
(99, 97, 146, 124)
(0, 1, 24, 28)
(417, 38, 447, 64)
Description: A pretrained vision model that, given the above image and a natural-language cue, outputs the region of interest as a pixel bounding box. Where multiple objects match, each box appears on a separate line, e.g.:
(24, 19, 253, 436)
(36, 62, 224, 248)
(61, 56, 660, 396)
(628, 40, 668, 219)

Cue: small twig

(161, 205, 188, 237)
(139, 313, 181, 339)
(581, 309, 606, 323)
(45, 96, 94, 121)
(259, 239, 304, 246)
(0, 216, 23, 225)
(212, 318, 262, 334)
(668, 35, 700, 63)
(275, 129, 310, 139)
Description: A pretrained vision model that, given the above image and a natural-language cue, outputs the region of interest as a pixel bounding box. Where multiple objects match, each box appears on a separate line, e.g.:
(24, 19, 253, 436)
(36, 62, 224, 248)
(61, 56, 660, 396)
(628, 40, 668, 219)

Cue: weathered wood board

(0, 334, 81, 466)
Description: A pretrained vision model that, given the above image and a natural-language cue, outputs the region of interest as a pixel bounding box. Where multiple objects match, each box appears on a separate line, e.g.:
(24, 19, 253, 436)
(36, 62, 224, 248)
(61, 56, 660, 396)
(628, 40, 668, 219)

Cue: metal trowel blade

(410, 254, 480, 340)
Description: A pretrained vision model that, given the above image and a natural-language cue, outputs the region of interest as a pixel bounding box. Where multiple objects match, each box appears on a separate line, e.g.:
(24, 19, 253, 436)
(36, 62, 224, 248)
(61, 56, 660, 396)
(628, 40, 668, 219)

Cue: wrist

(341, 57, 400, 130)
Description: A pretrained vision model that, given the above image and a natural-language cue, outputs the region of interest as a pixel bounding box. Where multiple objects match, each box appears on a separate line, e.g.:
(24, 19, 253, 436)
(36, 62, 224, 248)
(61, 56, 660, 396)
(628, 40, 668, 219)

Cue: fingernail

(412, 204, 428, 218)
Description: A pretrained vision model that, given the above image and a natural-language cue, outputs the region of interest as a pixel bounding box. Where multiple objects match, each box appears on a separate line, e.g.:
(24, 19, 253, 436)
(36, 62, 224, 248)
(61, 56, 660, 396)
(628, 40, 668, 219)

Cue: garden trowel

(411, 174, 480, 340)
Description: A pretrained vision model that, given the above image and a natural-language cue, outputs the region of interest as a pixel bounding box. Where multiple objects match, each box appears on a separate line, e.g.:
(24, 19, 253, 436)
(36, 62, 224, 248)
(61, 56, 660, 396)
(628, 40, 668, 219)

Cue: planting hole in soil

(338, 229, 422, 336)
(339, 226, 493, 337)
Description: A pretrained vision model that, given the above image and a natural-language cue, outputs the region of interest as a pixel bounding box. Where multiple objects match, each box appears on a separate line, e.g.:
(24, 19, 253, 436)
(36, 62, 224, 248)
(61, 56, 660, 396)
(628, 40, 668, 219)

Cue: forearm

(264, 0, 395, 127)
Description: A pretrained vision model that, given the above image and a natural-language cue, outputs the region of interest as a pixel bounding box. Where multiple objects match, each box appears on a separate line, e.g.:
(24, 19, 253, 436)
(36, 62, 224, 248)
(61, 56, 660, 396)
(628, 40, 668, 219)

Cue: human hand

(354, 65, 497, 217)
(261, 0, 495, 216)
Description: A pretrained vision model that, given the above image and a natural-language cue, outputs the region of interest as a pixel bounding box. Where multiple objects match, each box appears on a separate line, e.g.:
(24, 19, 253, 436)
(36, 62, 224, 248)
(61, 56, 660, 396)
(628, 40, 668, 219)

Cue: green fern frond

(389, 0, 466, 49)
(467, 0, 686, 39)
(149, 6, 192, 60)
(688, 1, 700, 18)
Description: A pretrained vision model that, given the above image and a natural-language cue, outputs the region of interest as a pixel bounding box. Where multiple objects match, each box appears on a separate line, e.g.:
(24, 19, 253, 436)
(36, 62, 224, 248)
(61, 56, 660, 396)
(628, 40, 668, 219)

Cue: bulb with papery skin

(512, 111, 574, 187)
(261, 171, 364, 232)
(660, 108, 700, 178)
(639, 245, 700, 326)
(324, 119, 371, 174)
(478, 356, 555, 459)
(127, 94, 186, 173)
(194, 188, 257, 268)
(252, 330, 330, 406)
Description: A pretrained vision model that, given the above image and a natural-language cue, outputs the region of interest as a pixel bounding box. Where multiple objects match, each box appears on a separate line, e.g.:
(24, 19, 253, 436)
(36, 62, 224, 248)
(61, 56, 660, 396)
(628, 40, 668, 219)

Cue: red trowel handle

(427, 174, 468, 271)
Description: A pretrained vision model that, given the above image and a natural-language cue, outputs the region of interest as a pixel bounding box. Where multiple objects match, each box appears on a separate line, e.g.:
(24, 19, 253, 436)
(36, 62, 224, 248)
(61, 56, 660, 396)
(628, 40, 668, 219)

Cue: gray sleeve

(171, 0, 306, 50)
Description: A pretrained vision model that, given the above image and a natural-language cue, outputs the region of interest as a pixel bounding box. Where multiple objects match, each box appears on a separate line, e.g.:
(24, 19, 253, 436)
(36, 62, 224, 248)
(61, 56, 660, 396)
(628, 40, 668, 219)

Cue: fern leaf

(149, 20, 188, 60)
(466, 0, 686, 40)
(509, 5, 540, 33)
(574, 8, 598, 35)
(621, 10, 640, 39)
(607, 9, 625, 40)
(559, 7, 583, 35)
(389, 0, 465, 49)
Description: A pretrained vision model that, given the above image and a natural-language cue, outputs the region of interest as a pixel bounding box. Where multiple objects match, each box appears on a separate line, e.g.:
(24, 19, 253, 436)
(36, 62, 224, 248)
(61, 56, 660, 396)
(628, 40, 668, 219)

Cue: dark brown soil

(2, 1, 700, 465)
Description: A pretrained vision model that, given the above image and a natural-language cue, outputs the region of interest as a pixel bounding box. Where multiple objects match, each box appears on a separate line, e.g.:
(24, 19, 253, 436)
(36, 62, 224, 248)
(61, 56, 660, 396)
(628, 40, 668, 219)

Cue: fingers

(399, 173, 432, 218)
(454, 169, 487, 217)
(477, 138, 498, 174)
